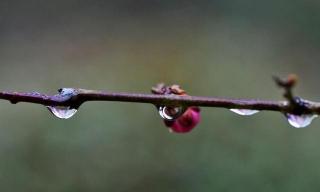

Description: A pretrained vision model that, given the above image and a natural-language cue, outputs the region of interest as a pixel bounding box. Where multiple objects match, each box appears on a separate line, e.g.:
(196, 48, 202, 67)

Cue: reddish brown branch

(0, 75, 319, 115)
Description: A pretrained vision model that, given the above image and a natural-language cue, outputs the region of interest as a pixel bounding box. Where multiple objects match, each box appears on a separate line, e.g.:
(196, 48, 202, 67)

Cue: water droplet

(58, 88, 77, 97)
(230, 109, 260, 116)
(47, 106, 77, 119)
(285, 113, 318, 128)
(47, 88, 78, 119)
(159, 106, 185, 121)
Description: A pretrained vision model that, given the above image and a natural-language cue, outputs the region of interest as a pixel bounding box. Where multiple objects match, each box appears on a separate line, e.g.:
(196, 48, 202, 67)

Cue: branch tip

(273, 74, 298, 89)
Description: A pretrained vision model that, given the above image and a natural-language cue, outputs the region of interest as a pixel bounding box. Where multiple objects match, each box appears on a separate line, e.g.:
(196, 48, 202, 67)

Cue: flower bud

(164, 107, 201, 133)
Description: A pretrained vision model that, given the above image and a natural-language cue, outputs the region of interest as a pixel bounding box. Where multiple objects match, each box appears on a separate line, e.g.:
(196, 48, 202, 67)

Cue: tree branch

(0, 75, 320, 115)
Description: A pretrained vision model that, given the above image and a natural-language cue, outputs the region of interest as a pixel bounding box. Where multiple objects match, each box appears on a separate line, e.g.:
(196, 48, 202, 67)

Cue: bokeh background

(1, 0, 320, 191)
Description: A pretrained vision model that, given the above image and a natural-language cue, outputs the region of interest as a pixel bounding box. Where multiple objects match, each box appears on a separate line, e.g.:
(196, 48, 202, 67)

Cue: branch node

(274, 74, 312, 115)
(151, 83, 186, 96)
(273, 74, 297, 102)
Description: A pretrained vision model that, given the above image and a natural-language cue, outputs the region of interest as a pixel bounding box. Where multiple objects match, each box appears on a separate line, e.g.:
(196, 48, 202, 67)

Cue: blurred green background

(1, 0, 320, 191)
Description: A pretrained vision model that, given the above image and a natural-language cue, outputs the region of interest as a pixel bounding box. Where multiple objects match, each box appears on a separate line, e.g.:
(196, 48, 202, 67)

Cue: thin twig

(0, 75, 319, 115)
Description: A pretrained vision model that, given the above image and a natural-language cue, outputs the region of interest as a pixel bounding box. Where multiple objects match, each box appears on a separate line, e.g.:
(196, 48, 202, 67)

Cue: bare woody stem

(0, 75, 320, 115)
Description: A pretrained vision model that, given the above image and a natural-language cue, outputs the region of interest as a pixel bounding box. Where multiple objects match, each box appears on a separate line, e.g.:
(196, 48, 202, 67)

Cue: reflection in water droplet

(159, 106, 184, 121)
(230, 109, 260, 116)
(47, 106, 78, 119)
(286, 113, 318, 128)
(47, 88, 78, 119)
(58, 88, 76, 96)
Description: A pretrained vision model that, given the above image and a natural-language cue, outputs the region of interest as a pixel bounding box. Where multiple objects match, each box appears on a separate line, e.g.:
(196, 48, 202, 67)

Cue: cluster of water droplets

(46, 88, 319, 128)
(47, 88, 78, 119)
(158, 106, 185, 121)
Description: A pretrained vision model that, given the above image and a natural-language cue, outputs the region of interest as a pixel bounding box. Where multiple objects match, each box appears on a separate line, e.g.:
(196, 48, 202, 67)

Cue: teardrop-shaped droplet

(230, 109, 260, 116)
(285, 113, 318, 128)
(47, 88, 78, 119)
(47, 106, 77, 119)
(159, 106, 184, 121)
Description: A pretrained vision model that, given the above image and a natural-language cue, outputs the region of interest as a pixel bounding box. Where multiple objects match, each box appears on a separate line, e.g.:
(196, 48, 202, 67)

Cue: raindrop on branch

(47, 88, 78, 119)
(230, 109, 260, 116)
(285, 113, 318, 128)
(47, 106, 78, 119)
(159, 106, 185, 121)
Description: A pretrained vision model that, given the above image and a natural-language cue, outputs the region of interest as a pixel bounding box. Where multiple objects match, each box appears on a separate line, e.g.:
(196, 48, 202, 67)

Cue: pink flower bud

(164, 107, 201, 133)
